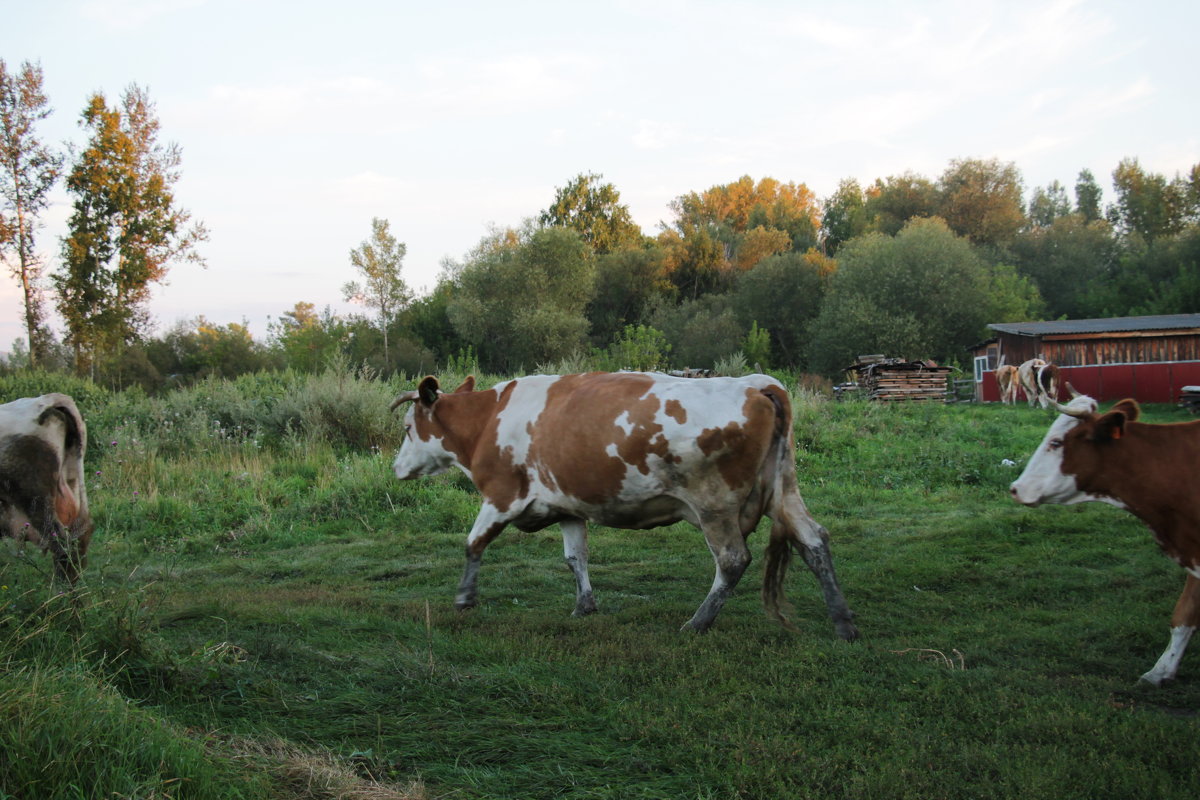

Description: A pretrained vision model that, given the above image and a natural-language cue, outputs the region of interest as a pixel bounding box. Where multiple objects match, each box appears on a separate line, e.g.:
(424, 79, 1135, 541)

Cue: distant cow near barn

(1018, 358, 1047, 407)
(390, 372, 858, 639)
(1010, 388, 1200, 684)
(1036, 362, 1061, 408)
(995, 364, 1019, 405)
(0, 394, 93, 583)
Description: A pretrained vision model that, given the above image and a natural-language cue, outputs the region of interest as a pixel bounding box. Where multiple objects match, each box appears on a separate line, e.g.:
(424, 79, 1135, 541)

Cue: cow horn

(389, 390, 421, 411)
(1051, 400, 1090, 418)
(1066, 382, 1081, 399)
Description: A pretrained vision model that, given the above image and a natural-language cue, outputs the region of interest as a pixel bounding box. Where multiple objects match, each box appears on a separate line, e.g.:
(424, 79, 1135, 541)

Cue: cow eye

(1048, 437, 1064, 451)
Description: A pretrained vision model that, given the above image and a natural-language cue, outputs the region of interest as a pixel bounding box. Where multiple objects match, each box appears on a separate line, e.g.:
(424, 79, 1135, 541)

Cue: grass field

(2, 370, 1198, 799)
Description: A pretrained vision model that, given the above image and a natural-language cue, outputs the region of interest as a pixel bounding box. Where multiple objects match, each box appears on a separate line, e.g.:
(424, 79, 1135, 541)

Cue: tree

(936, 158, 1026, 246)
(586, 246, 672, 346)
(1011, 215, 1117, 318)
(594, 324, 671, 371)
(0, 60, 62, 366)
(343, 217, 411, 367)
(650, 293, 743, 369)
(863, 172, 938, 236)
(1028, 180, 1071, 228)
(1108, 158, 1188, 241)
(669, 175, 821, 252)
(821, 178, 868, 255)
(1075, 169, 1103, 223)
(806, 217, 1026, 374)
(731, 249, 834, 368)
(540, 172, 643, 254)
(55, 85, 207, 372)
(268, 301, 348, 373)
(448, 225, 594, 372)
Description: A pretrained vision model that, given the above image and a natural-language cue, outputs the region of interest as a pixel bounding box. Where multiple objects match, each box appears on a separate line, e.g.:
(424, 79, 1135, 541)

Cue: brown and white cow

(1017, 358, 1047, 408)
(1036, 362, 1061, 408)
(390, 372, 858, 639)
(995, 364, 1019, 405)
(0, 393, 93, 583)
(1010, 388, 1200, 684)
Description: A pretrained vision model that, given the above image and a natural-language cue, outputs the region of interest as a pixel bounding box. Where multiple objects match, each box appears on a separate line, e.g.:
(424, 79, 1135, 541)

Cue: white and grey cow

(0, 393, 93, 582)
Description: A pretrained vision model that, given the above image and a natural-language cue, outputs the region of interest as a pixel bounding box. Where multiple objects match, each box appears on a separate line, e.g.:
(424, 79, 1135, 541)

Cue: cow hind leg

(1140, 574, 1199, 686)
(765, 490, 858, 641)
(561, 519, 597, 616)
(683, 517, 751, 633)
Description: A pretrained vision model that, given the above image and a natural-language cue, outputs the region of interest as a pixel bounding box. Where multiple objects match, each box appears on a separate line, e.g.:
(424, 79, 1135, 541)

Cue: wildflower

(111, 440, 117, 446)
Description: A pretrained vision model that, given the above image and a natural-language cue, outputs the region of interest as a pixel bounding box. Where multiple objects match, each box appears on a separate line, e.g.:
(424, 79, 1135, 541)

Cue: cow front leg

(1140, 574, 1199, 686)
(684, 520, 751, 633)
(561, 519, 597, 616)
(455, 505, 508, 611)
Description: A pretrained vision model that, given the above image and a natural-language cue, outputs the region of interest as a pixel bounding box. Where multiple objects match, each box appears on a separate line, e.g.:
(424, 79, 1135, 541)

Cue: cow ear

(452, 375, 476, 393)
(418, 376, 440, 406)
(1111, 398, 1140, 422)
(1092, 410, 1128, 442)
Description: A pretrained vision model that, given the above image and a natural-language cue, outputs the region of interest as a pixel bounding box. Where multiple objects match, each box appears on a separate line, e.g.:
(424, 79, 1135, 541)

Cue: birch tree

(0, 60, 62, 365)
(343, 217, 411, 364)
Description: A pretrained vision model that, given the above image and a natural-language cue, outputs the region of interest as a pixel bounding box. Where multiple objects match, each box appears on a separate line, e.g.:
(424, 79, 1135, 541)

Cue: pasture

(1, 367, 1198, 799)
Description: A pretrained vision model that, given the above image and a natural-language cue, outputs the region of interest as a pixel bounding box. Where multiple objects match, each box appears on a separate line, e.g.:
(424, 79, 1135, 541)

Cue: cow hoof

(454, 595, 477, 611)
(1138, 671, 1169, 687)
(572, 602, 598, 617)
(836, 621, 861, 641)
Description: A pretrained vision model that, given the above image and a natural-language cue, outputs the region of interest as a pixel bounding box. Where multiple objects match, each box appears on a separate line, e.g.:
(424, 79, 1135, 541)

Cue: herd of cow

(1, 371, 1197, 686)
(994, 357, 1061, 408)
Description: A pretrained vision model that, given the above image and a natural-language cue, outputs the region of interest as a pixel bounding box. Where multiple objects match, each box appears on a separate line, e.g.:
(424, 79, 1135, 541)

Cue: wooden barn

(969, 313, 1200, 403)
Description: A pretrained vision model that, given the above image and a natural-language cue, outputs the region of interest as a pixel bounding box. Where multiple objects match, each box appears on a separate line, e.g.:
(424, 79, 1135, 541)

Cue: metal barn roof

(988, 313, 1200, 337)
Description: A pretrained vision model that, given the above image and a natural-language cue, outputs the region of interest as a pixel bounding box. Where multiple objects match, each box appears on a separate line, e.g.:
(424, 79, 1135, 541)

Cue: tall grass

(1, 368, 1198, 798)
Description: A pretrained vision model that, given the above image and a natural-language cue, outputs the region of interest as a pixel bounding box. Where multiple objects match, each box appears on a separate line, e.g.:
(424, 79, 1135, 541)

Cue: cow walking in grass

(390, 372, 858, 639)
(1010, 387, 1200, 684)
(0, 394, 93, 583)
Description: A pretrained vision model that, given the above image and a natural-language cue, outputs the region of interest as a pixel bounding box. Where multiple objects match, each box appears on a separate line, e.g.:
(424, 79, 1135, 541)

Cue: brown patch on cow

(524, 373, 671, 505)
(665, 399, 687, 424)
(697, 388, 777, 490)
(464, 381, 532, 513)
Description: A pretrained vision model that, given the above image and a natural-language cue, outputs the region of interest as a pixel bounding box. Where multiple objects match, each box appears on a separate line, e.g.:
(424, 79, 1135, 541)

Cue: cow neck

(432, 387, 505, 473)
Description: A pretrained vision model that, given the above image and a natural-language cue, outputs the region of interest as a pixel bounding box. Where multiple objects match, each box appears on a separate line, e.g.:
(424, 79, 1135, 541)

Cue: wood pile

(846, 356, 953, 403)
(1181, 386, 1200, 414)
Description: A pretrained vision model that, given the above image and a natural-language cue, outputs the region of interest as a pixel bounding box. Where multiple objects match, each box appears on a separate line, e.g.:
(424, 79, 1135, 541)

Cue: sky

(2, 0, 1198, 349)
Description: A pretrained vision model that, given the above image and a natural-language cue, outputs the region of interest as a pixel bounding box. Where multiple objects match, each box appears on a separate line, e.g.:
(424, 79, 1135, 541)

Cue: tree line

(3, 59, 1199, 388)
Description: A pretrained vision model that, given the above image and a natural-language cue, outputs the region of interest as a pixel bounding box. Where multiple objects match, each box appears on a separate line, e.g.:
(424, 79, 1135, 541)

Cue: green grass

(1, 377, 1198, 799)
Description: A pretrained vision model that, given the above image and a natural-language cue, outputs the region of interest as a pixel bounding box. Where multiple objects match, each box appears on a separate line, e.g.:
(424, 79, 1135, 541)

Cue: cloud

(330, 171, 416, 208)
(79, 0, 206, 30)
(632, 119, 678, 150)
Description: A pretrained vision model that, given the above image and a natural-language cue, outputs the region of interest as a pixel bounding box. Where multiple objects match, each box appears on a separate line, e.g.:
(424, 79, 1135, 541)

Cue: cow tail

(759, 385, 800, 631)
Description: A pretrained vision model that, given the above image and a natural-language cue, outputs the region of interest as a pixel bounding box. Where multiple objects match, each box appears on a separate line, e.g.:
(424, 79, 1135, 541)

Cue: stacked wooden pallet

(848, 357, 953, 403)
(1181, 386, 1200, 414)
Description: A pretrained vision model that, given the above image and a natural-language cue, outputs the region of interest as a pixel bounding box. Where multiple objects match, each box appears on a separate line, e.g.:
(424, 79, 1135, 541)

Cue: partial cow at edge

(0, 393, 93, 583)
(1010, 386, 1200, 684)
(389, 371, 858, 640)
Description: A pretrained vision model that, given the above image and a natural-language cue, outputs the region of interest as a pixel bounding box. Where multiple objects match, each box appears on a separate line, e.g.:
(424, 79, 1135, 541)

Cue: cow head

(390, 375, 476, 480)
(1009, 385, 1138, 507)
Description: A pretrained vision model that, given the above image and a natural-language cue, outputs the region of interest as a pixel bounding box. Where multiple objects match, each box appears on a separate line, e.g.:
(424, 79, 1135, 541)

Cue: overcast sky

(2, 0, 1197, 348)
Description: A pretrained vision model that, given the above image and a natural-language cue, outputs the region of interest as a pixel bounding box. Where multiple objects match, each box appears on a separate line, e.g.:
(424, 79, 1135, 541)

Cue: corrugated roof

(988, 313, 1200, 337)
